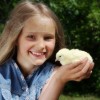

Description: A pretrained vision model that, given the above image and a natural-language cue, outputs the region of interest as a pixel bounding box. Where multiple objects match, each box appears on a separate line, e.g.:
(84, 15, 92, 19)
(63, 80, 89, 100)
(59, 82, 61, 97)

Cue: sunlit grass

(59, 95, 100, 100)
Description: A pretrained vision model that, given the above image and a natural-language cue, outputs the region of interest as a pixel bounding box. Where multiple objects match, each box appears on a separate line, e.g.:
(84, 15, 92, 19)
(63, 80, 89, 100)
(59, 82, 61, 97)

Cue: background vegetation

(0, 0, 100, 97)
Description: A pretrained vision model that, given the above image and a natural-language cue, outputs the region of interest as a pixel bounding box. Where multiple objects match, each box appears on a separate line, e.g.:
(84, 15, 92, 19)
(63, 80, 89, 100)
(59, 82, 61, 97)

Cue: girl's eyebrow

(28, 32, 55, 35)
(28, 32, 36, 34)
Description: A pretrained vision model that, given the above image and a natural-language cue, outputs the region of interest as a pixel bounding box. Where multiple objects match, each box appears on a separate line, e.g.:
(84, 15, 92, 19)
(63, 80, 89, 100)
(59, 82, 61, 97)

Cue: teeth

(32, 52, 44, 56)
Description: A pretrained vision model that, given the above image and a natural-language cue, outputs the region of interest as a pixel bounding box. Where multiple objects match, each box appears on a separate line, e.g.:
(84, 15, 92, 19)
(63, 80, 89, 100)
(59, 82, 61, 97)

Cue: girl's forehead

(22, 15, 56, 35)
(25, 15, 55, 26)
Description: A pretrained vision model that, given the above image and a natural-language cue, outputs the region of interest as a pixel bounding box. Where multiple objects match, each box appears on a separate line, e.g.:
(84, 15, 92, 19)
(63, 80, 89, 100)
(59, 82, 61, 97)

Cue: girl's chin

(33, 60, 46, 66)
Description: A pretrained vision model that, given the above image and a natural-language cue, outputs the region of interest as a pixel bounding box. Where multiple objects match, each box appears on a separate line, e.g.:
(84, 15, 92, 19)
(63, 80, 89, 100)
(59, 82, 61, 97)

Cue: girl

(0, 0, 94, 100)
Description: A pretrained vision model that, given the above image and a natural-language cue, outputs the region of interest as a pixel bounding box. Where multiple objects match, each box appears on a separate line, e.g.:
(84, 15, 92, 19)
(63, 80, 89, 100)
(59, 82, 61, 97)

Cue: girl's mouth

(29, 51, 46, 58)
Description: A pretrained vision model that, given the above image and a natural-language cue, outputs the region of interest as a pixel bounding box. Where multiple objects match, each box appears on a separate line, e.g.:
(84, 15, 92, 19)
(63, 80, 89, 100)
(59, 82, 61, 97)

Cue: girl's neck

(15, 58, 39, 77)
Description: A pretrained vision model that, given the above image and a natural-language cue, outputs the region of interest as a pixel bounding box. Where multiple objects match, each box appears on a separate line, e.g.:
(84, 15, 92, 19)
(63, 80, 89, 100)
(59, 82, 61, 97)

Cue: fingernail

(90, 71, 92, 73)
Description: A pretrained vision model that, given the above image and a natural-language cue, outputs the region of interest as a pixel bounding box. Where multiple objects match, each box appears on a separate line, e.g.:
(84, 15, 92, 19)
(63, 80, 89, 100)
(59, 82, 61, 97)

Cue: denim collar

(0, 58, 55, 98)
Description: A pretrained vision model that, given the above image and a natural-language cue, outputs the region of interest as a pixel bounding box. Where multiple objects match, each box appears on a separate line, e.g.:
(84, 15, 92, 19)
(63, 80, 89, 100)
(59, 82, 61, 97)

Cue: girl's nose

(38, 39, 45, 49)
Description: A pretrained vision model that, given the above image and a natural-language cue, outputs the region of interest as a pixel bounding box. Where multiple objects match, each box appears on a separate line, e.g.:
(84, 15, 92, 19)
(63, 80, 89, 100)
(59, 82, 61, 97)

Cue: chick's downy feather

(56, 48, 93, 65)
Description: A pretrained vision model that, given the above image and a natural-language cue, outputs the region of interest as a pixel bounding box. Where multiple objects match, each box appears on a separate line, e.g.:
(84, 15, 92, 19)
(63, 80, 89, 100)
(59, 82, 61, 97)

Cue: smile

(30, 51, 46, 58)
(32, 52, 44, 56)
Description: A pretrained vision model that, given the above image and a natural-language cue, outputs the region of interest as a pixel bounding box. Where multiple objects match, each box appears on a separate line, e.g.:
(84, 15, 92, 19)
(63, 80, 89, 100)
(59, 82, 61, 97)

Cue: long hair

(0, 0, 65, 65)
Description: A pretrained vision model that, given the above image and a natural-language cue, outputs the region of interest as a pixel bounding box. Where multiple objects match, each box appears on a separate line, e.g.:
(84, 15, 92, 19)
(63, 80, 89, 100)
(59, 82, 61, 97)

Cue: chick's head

(55, 48, 70, 65)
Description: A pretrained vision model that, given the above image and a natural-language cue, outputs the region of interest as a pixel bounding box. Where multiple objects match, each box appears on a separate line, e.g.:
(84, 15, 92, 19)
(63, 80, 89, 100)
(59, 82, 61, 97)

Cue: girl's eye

(44, 36, 54, 41)
(27, 35, 36, 40)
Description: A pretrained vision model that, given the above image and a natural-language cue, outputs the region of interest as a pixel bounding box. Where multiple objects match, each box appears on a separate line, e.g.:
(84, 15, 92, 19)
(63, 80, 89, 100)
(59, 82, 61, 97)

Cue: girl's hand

(54, 58, 94, 85)
(39, 58, 94, 100)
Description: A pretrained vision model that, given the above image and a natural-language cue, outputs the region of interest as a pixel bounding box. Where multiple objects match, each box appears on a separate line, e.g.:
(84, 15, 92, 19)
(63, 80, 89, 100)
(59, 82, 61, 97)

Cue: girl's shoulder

(0, 59, 13, 68)
(0, 59, 14, 80)
(0, 59, 14, 73)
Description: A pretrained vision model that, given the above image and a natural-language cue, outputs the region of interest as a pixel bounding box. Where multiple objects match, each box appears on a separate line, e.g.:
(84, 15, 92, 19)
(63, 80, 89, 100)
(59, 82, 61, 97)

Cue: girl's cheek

(47, 41, 55, 51)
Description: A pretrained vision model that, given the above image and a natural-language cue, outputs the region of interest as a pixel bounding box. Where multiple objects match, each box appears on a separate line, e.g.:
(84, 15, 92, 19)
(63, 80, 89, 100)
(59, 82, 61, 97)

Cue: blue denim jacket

(0, 59, 55, 100)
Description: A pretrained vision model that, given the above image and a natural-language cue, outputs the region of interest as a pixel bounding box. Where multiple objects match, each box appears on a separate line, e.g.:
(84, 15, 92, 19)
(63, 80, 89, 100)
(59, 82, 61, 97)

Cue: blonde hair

(0, 0, 65, 65)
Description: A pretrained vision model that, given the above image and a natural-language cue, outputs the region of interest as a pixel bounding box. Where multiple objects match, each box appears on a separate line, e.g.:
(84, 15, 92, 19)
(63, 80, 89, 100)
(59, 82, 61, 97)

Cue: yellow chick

(55, 48, 93, 65)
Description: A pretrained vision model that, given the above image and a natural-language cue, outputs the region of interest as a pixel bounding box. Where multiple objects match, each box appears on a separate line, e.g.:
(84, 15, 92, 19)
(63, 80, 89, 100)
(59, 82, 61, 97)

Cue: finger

(85, 70, 92, 79)
(81, 60, 92, 74)
(71, 58, 88, 73)
(66, 58, 88, 70)
(68, 59, 93, 81)
(73, 63, 93, 80)
(85, 74, 91, 79)
(62, 61, 82, 69)
(87, 62, 94, 72)
(74, 71, 91, 82)
(73, 75, 85, 82)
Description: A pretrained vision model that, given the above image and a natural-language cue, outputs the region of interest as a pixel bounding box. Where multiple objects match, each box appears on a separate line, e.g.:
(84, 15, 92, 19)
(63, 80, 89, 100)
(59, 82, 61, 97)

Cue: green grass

(59, 95, 100, 100)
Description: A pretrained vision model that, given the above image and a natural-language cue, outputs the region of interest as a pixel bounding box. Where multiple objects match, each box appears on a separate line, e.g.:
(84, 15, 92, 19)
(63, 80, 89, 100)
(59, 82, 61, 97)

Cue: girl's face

(17, 15, 56, 68)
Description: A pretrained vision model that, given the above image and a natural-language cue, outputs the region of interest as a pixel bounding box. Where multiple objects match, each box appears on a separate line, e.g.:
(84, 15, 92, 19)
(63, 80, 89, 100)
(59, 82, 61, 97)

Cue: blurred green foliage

(0, 0, 100, 96)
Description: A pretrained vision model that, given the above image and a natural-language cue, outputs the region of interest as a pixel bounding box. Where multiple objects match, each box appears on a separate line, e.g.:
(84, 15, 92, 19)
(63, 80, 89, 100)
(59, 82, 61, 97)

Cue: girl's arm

(39, 75, 64, 100)
(39, 58, 94, 100)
